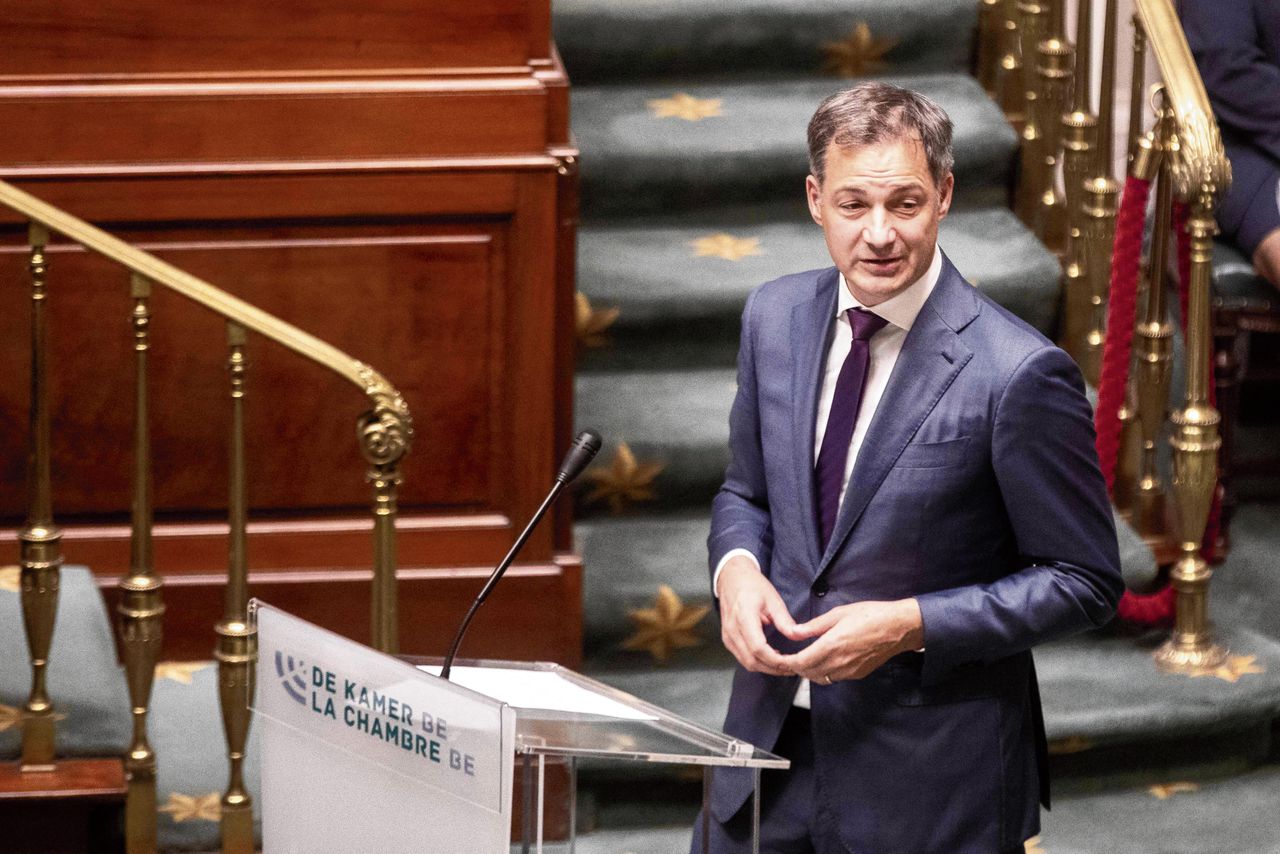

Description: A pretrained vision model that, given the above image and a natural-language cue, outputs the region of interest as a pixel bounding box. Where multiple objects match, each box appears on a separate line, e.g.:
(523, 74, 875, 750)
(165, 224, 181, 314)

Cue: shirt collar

(836, 244, 942, 332)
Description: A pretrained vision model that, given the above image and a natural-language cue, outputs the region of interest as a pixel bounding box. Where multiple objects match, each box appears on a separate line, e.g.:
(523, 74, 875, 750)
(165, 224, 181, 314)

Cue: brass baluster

(1015, 0, 1050, 224)
(217, 322, 256, 854)
(357, 366, 413, 653)
(1114, 384, 1142, 512)
(1154, 135, 1228, 674)
(1080, 0, 1120, 386)
(978, 0, 1006, 96)
(1127, 17, 1148, 164)
(19, 222, 62, 769)
(119, 273, 164, 854)
(1131, 104, 1177, 538)
(998, 0, 1027, 128)
(1032, 0, 1072, 252)
(1060, 0, 1097, 361)
(1112, 15, 1152, 512)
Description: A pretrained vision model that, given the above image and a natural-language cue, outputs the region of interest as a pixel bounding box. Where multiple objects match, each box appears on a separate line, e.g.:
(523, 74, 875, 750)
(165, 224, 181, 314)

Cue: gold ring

(823, 674, 833, 686)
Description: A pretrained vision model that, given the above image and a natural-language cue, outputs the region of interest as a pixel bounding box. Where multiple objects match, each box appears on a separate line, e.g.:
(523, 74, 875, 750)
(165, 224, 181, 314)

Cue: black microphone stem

(439, 478, 566, 680)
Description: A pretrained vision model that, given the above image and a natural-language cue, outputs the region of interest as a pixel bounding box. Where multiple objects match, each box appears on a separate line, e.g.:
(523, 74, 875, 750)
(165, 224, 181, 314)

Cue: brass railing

(977, 0, 1230, 673)
(4, 179, 413, 853)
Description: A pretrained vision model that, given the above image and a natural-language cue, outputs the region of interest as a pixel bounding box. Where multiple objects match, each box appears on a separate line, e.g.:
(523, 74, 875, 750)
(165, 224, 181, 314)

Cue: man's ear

(806, 174, 823, 226)
(937, 172, 955, 220)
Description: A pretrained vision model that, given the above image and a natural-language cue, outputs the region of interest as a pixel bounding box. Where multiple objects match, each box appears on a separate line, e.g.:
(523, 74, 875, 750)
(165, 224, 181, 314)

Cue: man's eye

(841, 203, 865, 213)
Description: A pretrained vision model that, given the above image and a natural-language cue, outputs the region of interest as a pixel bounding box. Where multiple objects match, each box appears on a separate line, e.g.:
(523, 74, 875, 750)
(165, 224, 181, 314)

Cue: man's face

(805, 135, 953, 307)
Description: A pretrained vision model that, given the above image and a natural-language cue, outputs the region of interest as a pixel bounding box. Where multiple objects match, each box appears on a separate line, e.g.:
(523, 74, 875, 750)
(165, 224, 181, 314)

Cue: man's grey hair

(806, 82, 955, 188)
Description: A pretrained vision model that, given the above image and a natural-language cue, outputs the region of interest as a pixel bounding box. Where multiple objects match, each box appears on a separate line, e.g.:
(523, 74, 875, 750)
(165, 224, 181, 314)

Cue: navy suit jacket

(707, 256, 1123, 853)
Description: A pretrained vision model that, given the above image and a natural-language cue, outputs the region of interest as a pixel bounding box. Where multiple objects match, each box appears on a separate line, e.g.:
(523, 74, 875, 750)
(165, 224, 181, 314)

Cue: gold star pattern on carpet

(1047, 735, 1094, 755)
(576, 292, 621, 349)
(690, 233, 764, 261)
(155, 661, 213, 685)
(1188, 654, 1265, 684)
(822, 22, 898, 77)
(159, 791, 222, 823)
(584, 443, 665, 514)
(0, 565, 19, 593)
(1024, 837, 1046, 854)
(1147, 781, 1199, 800)
(622, 585, 710, 662)
(647, 92, 724, 121)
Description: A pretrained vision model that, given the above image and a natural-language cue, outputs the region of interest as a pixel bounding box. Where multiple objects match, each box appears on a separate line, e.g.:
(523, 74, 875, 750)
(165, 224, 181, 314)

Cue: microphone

(439, 430, 602, 680)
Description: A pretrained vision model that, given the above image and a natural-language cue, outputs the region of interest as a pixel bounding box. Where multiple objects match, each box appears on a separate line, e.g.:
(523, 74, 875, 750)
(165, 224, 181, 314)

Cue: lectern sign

(254, 602, 515, 854)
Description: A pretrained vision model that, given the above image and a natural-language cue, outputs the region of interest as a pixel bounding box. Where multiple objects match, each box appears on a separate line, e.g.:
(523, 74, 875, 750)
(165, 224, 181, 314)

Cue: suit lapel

(818, 257, 978, 573)
(791, 267, 840, 570)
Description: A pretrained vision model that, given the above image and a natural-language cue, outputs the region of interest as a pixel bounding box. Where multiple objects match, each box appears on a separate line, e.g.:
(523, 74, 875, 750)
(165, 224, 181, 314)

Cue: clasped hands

(716, 556, 924, 682)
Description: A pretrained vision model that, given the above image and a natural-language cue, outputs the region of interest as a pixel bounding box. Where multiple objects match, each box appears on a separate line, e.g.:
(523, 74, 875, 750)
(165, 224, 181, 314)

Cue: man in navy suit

(695, 83, 1124, 853)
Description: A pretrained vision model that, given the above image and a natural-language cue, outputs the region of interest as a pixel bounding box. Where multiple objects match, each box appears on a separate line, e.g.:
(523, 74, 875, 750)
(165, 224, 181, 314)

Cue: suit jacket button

(813, 578, 828, 597)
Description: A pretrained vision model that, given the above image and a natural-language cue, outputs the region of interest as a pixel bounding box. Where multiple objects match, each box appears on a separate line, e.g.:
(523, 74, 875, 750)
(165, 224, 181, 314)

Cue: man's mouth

(861, 257, 903, 275)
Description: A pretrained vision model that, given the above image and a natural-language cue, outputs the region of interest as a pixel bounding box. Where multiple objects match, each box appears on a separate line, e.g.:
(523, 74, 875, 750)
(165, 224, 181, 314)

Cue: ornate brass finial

(356, 363, 414, 469)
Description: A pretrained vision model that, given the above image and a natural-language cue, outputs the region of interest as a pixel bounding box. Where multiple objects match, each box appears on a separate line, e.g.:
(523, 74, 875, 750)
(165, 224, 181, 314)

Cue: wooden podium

(0, 1, 581, 664)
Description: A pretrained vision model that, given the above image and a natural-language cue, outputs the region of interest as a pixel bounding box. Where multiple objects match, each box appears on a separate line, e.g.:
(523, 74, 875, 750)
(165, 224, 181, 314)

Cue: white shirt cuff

(712, 549, 761, 598)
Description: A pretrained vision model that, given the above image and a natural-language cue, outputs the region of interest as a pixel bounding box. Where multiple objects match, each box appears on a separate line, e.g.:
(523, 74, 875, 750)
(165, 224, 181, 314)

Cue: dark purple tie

(815, 307, 888, 549)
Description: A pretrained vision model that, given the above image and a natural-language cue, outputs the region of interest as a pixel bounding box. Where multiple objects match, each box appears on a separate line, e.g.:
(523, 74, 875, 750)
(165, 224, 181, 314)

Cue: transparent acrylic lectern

(252, 601, 787, 854)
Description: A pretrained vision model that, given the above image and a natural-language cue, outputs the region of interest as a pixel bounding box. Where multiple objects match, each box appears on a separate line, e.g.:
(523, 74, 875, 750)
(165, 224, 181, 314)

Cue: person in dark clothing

(1180, 0, 1280, 287)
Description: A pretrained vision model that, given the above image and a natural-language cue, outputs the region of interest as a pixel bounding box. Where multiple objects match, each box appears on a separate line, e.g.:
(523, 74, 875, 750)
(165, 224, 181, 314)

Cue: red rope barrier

(1096, 176, 1176, 626)
(1094, 176, 1150, 493)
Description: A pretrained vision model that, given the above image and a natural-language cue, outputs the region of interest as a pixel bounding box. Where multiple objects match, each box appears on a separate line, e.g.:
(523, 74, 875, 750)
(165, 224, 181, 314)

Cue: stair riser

(555, 3, 979, 85)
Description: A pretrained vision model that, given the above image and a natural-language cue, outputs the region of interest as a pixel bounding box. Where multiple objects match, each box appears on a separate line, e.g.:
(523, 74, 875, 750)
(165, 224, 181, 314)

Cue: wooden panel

(0, 228, 504, 513)
(0, 759, 126, 854)
(0, 0, 579, 664)
(0, 1, 541, 76)
(0, 170, 527, 224)
(0, 84, 548, 165)
(126, 556, 583, 665)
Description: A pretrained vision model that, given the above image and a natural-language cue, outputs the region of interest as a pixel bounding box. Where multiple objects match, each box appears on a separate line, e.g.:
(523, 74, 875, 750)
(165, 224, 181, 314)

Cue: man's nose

(861, 208, 895, 248)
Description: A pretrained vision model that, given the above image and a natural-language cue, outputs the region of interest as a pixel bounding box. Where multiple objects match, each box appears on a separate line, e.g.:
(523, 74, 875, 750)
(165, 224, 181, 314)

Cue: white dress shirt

(713, 246, 943, 708)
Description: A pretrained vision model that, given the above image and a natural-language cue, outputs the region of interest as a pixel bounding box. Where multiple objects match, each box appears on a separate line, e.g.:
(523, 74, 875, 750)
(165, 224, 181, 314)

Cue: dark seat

(1212, 239, 1280, 551)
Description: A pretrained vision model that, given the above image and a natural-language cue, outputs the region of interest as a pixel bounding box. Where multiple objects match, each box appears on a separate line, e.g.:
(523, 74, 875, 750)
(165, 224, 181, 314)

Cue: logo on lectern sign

(274, 651, 308, 705)
(257, 604, 506, 816)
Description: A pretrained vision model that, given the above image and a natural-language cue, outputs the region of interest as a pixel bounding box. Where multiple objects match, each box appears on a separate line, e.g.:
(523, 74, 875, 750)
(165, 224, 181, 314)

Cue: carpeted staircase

(559, 0, 1280, 851)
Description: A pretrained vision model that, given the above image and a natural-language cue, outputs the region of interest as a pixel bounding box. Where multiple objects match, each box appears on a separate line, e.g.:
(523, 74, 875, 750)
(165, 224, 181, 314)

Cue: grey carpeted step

(573, 73, 1017, 218)
(0, 565, 130, 759)
(576, 506, 1158, 652)
(1035, 762, 1280, 853)
(554, 0, 977, 84)
(577, 204, 1061, 373)
(574, 368, 736, 515)
(529, 762, 1280, 853)
(577, 513, 723, 655)
(577, 624, 1280, 783)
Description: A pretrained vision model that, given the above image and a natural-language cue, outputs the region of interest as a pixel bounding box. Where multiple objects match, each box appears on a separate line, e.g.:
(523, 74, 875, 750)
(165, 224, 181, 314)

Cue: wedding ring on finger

(823, 674, 834, 685)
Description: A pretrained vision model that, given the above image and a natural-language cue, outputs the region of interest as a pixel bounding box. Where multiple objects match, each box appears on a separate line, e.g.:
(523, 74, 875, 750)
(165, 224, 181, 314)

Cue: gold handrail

(0, 179, 415, 648)
(1133, 0, 1230, 205)
(0, 181, 389, 397)
(4, 178, 413, 854)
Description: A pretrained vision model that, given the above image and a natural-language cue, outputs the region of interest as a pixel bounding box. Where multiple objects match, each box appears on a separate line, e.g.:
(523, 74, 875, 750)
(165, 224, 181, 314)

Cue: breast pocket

(894, 436, 971, 469)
